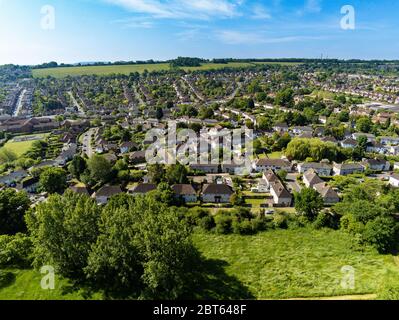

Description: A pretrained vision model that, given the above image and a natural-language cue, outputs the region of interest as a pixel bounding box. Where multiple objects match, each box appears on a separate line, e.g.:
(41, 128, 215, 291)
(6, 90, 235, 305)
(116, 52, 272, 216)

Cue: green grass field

(32, 61, 301, 78)
(193, 229, 399, 299)
(1, 228, 395, 300)
(0, 269, 101, 300)
(1, 134, 49, 157)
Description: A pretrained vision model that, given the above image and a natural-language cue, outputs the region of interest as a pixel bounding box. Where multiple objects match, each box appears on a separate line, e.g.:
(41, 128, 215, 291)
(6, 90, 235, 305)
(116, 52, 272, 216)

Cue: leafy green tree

(0, 148, 17, 164)
(147, 164, 165, 184)
(294, 188, 324, 221)
(363, 216, 398, 253)
(0, 189, 30, 235)
(275, 88, 294, 108)
(68, 155, 87, 179)
(39, 167, 67, 194)
(0, 234, 33, 268)
(87, 154, 113, 185)
(165, 164, 188, 185)
(356, 117, 372, 133)
(26, 191, 101, 279)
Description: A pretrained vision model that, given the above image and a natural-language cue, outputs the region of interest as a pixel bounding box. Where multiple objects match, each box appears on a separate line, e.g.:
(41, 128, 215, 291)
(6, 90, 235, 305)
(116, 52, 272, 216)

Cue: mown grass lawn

(0, 269, 101, 300)
(1, 134, 50, 157)
(193, 228, 399, 299)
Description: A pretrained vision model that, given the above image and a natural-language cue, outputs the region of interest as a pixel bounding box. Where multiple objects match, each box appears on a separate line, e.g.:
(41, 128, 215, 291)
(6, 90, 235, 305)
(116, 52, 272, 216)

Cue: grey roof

(202, 184, 234, 195)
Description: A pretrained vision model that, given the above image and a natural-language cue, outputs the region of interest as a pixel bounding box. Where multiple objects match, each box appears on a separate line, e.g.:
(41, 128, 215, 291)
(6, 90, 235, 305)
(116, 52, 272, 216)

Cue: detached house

(313, 183, 340, 205)
(92, 185, 122, 205)
(129, 183, 157, 195)
(340, 138, 357, 149)
(172, 184, 197, 203)
(201, 184, 234, 203)
(361, 159, 391, 171)
(120, 141, 137, 154)
(269, 180, 292, 207)
(303, 169, 324, 188)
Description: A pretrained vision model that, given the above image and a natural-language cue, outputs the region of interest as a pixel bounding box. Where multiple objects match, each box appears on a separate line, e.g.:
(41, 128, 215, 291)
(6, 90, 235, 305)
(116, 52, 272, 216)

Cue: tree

(26, 191, 101, 279)
(275, 88, 294, 108)
(294, 188, 324, 221)
(68, 155, 87, 179)
(39, 167, 67, 194)
(0, 148, 17, 164)
(363, 216, 398, 253)
(87, 154, 113, 184)
(356, 117, 372, 133)
(147, 164, 165, 184)
(165, 164, 188, 185)
(85, 194, 198, 299)
(0, 189, 30, 235)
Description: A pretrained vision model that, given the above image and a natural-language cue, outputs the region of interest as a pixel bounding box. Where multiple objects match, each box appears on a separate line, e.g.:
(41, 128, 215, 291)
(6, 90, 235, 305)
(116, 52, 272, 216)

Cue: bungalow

(361, 159, 391, 171)
(291, 126, 313, 136)
(253, 159, 292, 173)
(303, 169, 324, 188)
(352, 133, 376, 142)
(189, 164, 219, 174)
(389, 173, 399, 188)
(340, 138, 357, 149)
(221, 162, 249, 175)
(333, 163, 365, 176)
(201, 184, 234, 203)
(129, 183, 157, 195)
(0, 170, 28, 186)
(129, 151, 147, 165)
(313, 182, 340, 205)
(366, 141, 387, 154)
(92, 185, 122, 205)
(379, 136, 399, 146)
(172, 184, 197, 203)
(273, 123, 289, 133)
(69, 185, 90, 196)
(269, 180, 292, 206)
(16, 176, 39, 193)
(120, 141, 137, 154)
(297, 162, 332, 177)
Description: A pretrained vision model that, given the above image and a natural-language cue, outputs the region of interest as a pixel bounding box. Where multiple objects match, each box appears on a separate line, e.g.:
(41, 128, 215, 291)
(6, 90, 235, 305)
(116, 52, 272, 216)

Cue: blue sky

(0, 0, 398, 65)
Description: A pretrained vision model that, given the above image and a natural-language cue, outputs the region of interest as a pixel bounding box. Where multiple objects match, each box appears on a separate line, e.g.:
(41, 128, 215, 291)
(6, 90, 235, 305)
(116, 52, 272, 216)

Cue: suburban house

(189, 164, 219, 174)
(16, 176, 39, 193)
(297, 162, 332, 177)
(92, 185, 122, 205)
(253, 159, 292, 173)
(313, 182, 340, 205)
(221, 162, 248, 175)
(366, 141, 387, 154)
(273, 123, 289, 133)
(262, 170, 280, 189)
(120, 141, 137, 154)
(361, 159, 391, 171)
(333, 163, 365, 176)
(389, 173, 399, 188)
(129, 151, 147, 164)
(269, 180, 292, 207)
(172, 184, 198, 203)
(303, 169, 324, 188)
(352, 133, 376, 142)
(340, 138, 357, 149)
(291, 126, 313, 136)
(379, 136, 399, 146)
(69, 184, 90, 196)
(201, 184, 234, 203)
(0, 170, 28, 186)
(129, 183, 157, 195)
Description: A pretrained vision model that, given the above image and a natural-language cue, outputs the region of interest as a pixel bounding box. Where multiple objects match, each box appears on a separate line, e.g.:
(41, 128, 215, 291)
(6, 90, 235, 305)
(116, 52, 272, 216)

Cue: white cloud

(217, 30, 326, 45)
(112, 16, 155, 28)
(305, 0, 322, 13)
(252, 4, 271, 20)
(104, 0, 242, 19)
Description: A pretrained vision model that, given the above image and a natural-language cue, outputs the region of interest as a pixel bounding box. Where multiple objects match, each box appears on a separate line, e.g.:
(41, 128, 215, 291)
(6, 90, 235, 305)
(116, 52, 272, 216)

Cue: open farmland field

(192, 229, 399, 300)
(32, 63, 171, 78)
(32, 61, 302, 78)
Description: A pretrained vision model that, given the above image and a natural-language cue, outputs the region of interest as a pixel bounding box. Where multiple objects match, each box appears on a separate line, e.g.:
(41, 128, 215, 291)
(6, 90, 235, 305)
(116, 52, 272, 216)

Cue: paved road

(81, 127, 97, 158)
(13, 89, 26, 117)
(68, 91, 85, 116)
